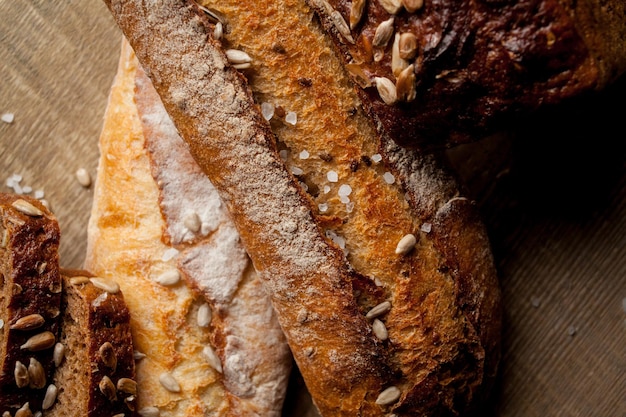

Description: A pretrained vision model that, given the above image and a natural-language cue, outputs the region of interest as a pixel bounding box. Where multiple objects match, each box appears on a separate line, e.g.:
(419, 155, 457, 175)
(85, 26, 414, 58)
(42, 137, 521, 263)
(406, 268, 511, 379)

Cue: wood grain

(0, 1, 623, 416)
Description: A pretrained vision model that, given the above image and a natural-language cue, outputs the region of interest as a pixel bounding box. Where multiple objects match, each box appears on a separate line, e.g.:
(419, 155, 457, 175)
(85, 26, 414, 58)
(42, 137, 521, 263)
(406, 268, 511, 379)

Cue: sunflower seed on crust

(159, 372, 181, 393)
(225, 49, 252, 65)
(11, 199, 43, 217)
(89, 277, 120, 294)
(402, 0, 424, 13)
(27, 358, 46, 389)
(399, 32, 418, 60)
(395, 233, 417, 255)
(14, 402, 32, 417)
(53, 342, 65, 367)
(372, 17, 394, 47)
(117, 378, 138, 395)
(391, 33, 409, 77)
(375, 386, 402, 405)
(10, 314, 45, 331)
(374, 77, 397, 105)
(330, 10, 355, 44)
(366, 301, 392, 319)
(350, 0, 366, 29)
(379, 0, 403, 14)
(99, 342, 117, 371)
(99, 376, 117, 401)
(14, 360, 29, 388)
(138, 407, 160, 417)
(20, 331, 55, 351)
(42, 384, 58, 410)
(396, 64, 417, 102)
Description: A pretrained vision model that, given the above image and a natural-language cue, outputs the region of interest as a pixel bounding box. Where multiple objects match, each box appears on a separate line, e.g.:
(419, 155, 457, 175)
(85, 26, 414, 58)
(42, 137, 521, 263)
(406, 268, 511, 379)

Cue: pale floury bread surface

(84, 40, 292, 417)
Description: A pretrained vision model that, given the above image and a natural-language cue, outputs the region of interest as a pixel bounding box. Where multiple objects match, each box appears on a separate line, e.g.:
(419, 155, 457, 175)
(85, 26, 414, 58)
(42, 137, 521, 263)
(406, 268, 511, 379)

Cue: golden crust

(85, 40, 291, 417)
(101, 0, 501, 415)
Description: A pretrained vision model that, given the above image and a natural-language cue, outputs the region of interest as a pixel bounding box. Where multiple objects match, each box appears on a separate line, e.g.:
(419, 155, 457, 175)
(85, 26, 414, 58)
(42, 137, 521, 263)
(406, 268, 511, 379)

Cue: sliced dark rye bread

(0, 193, 62, 417)
(44, 269, 136, 417)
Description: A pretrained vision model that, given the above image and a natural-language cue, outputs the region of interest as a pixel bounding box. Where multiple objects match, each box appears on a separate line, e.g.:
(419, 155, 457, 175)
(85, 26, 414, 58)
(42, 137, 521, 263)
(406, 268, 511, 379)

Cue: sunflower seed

(117, 378, 137, 395)
(11, 199, 43, 217)
(330, 10, 355, 44)
(99, 376, 117, 401)
(155, 269, 180, 286)
(225, 49, 252, 65)
(42, 384, 58, 410)
(202, 346, 223, 373)
(391, 33, 409, 77)
(0, 319, 4, 330)
(90, 277, 120, 294)
(53, 343, 65, 367)
(372, 318, 389, 340)
(20, 331, 55, 351)
(99, 342, 117, 371)
(159, 372, 181, 393)
(366, 301, 392, 319)
(28, 358, 46, 389)
(379, 0, 403, 14)
(69, 276, 90, 286)
(399, 32, 418, 60)
(133, 350, 147, 361)
(395, 233, 417, 255)
(14, 402, 32, 417)
(375, 386, 401, 405)
(374, 77, 397, 105)
(37, 261, 47, 275)
(197, 303, 212, 328)
(396, 64, 417, 102)
(213, 22, 223, 40)
(138, 407, 160, 417)
(402, 0, 424, 13)
(350, 0, 366, 29)
(196, 4, 223, 24)
(10, 314, 45, 331)
(1, 228, 7, 247)
(372, 17, 394, 47)
(14, 361, 29, 388)
(345, 63, 372, 88)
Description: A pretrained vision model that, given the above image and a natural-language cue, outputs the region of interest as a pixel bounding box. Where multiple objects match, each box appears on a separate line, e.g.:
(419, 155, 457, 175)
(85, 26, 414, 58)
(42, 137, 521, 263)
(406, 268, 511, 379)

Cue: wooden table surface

(1, 1, 624, 416)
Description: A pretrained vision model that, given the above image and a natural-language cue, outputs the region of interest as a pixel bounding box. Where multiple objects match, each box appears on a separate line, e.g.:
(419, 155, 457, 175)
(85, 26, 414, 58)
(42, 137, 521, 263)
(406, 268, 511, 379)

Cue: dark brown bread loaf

(308, 0, 626, 147)
(45, 269, 137, 417)
(0, 193, 62, 417)
(101, 0, 501, 416)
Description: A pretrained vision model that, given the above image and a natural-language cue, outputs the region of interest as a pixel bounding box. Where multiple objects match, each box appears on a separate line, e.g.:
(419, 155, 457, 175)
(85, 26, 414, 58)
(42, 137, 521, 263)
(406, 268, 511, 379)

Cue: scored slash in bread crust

(85, 39, 292, 416)
(308, 0, 626, 147)
(0, 193, 61, 416)
(101, 0, 502, 415)
(46, 269, 137, 417)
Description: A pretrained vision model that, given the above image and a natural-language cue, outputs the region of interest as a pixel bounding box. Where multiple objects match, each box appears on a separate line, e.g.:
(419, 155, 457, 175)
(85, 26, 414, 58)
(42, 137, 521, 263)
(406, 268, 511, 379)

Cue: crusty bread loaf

(84, 39, 292, 417)
(45, 269, 136, 417)
(0, 193, 62, 417)
(101, 0, 502, 415)
(308, 0, 626, 147)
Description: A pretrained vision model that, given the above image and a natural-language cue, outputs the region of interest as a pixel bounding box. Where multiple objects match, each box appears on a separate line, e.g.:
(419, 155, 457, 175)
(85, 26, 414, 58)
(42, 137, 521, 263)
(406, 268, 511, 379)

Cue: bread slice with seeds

(43, 269, 136, 417)
(84, 39, 292, 416)
(0, 193, 62, 417)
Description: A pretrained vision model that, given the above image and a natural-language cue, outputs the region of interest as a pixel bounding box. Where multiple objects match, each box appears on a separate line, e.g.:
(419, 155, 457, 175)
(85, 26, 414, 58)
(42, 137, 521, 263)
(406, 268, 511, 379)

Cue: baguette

(101, 0, 501, 415)
(0, 193, 62, 417)
(46, 269, 136, 417)
(84, 39, 292, 417)
(308, 0, 626, 147)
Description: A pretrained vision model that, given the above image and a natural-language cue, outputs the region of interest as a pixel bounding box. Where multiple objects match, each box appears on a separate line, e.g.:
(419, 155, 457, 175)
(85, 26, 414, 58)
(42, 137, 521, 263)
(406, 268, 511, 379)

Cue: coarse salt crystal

(323, 185, 331, 194)
(300, 181, 309, 191)
(420, 222, 432, 233)
(1, 113, 14, 124)
(261, 102, 275, 120)
(75, 168, 91, 187)
(279, 150, 289, 161)
(291, 166, 304, 176)
(34, 190, 44, 199)
(299, 150, 310, 159)
(371, 154, 382, 163)
(345, 201, 355, 213)
(22, 186, 32, 194)
(340, 195, 350, 204)
(327, 171, 338, 182)
(285, 111, 297, 125)
(338, 184, 352, 197)
(318, 203, 328, 213)
(326, 230, 346, 249)
(383, 172, 395, 184)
